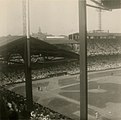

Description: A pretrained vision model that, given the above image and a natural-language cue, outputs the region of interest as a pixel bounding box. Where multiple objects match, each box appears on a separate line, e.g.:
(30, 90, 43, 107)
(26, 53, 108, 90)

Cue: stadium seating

(0, 86, 73, 120)
(74, 39, 121, 56)
(0, 54, 121, 85)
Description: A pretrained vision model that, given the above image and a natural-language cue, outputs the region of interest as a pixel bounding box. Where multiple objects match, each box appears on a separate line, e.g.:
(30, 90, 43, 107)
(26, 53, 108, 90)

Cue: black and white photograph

(0, 0, 121, 120)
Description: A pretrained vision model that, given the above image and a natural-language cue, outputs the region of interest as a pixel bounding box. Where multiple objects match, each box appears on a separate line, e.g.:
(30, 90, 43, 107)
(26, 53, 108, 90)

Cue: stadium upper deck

(0, 35, 79, 63)
(69, 32, 121, 56)
(69, 32, 121, 41)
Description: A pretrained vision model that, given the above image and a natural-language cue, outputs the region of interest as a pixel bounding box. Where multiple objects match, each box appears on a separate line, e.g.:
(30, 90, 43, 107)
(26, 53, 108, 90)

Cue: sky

(0, 0, 121, 37)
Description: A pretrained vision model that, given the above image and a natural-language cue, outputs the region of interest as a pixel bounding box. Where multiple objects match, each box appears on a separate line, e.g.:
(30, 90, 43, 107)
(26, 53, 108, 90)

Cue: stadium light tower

(78, 0, 87, 119)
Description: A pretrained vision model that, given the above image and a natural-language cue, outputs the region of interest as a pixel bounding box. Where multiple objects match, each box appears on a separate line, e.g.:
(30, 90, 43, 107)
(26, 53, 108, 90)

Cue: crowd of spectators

(0, 86, 73, 120)
(74, 39, 121, 56)
(0, 61, 80, 85)
(0, 69, 25, 85)
(88, 55, 121, 71)
(0, 54, 121, 85)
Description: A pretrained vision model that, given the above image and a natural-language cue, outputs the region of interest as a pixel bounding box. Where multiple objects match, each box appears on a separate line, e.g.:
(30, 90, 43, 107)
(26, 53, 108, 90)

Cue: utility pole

(24, 0, 33, 113)
(79, 0, 88, 119)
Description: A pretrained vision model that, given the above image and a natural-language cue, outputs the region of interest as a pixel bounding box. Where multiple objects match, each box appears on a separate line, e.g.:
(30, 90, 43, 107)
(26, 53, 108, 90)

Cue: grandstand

(0, 35, 80, 120)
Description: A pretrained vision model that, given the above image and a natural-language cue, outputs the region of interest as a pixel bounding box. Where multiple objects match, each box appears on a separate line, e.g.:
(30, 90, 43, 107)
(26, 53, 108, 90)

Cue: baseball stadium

(0, 0, 121, 120)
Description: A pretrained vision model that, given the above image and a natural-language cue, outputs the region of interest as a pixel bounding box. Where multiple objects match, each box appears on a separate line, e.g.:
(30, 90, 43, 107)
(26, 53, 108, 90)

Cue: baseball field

(8, 68, 121, 120)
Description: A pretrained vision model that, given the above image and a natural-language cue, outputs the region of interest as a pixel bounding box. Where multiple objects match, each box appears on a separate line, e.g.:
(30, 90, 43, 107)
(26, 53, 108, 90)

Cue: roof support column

(79, 0, 88, 119)
(24, 37, 33, 113)
(24, 0, 33, 113)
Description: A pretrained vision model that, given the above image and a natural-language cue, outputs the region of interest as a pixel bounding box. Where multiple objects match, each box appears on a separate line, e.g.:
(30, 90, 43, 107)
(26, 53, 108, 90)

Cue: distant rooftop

(46, 36, 65, 39)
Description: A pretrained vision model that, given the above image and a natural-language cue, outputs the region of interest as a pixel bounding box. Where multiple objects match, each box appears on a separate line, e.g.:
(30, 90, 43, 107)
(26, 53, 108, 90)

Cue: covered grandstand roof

(0, 35, 23, 47)
(101, 0, 121, 9)
(0, 36, 79, 59)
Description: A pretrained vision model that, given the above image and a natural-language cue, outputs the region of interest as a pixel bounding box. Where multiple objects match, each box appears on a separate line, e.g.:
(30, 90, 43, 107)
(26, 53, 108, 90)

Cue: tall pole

(24, 0, 33, 112)
(26, 0, 30, 39)
(98, 8, 102, 31)
(22, 0, 26, 35)
(98, 0, 102, 31)
(79, 0, 88, 120)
